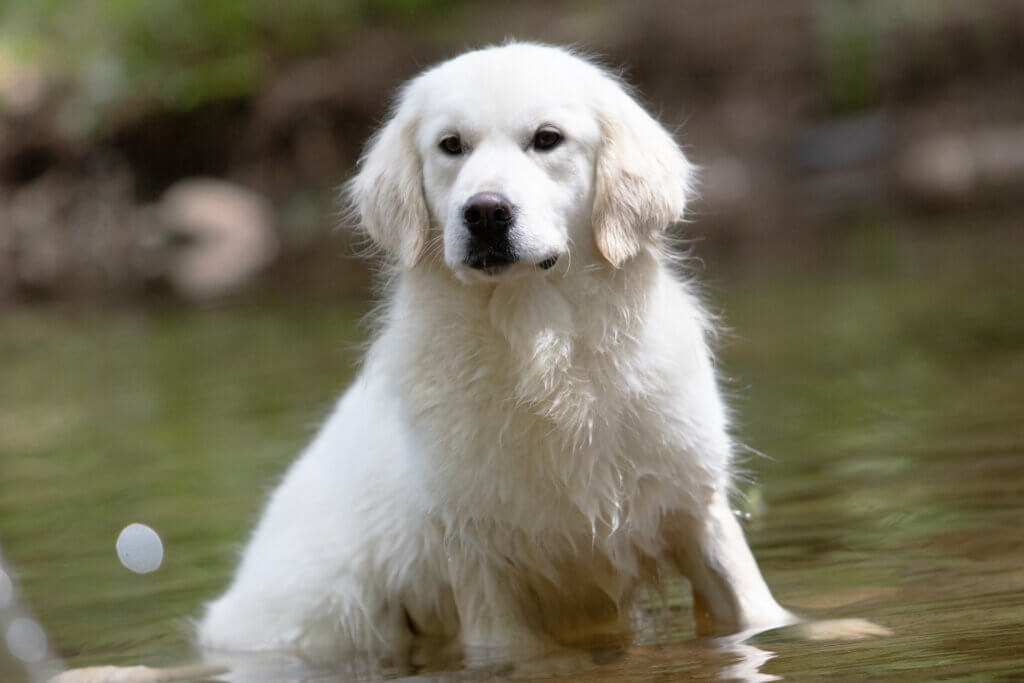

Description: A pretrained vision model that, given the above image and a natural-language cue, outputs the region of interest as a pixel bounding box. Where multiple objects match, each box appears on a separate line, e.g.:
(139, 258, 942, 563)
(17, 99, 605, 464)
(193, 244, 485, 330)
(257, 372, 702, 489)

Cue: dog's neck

(388, 252, 664, 442)
(373, 249, 713, 535)
(399, 249, 663, 351)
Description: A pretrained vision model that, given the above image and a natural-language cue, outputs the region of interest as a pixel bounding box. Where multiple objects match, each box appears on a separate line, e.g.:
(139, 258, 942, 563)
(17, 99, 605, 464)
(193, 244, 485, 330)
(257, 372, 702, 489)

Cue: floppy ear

(592, 91, 694, 267)
(347, 98, 428, 268)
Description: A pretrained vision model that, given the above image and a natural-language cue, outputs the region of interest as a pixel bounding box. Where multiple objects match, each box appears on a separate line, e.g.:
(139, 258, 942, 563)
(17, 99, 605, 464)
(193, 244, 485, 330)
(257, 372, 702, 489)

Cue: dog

(198, 42, 799, 666)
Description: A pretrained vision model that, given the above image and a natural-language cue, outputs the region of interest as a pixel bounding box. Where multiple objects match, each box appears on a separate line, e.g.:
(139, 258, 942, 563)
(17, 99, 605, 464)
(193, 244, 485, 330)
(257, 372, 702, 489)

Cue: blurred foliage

(813, 0, 1020, 113)
(2, 0, 1020, 125)
(814, 0, 888, 114)
(0, 0, 463, 124)
(2, 0, 1023, 303)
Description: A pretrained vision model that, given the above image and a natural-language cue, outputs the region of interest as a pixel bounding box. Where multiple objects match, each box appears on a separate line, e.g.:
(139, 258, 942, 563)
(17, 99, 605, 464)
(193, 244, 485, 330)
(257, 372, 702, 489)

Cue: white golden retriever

(199, 43, 799, 665)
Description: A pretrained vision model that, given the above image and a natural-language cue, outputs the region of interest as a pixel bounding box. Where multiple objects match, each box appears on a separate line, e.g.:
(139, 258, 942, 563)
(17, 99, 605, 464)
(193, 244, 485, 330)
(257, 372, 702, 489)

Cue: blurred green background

(1, 1, 1023, 681)
(2, 0, 1023, 300)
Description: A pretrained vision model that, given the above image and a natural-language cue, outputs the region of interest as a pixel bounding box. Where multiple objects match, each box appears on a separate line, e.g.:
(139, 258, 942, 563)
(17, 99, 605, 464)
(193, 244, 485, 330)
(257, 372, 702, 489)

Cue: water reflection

(193, 614, 898, 682)
(199, 632, 785, 682)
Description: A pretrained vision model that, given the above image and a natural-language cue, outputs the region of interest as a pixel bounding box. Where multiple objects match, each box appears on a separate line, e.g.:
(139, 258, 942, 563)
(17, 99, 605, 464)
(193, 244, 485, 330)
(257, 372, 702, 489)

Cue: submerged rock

(48, 664, 228, 683)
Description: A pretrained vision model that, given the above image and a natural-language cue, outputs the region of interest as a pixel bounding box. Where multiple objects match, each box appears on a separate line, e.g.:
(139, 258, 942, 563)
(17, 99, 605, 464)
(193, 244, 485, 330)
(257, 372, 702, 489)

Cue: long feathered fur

(199, 43, 792, 668)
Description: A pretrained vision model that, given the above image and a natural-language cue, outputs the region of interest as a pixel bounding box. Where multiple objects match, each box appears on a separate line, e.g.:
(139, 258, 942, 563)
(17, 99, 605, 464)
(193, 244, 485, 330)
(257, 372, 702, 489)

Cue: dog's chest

(392, 280, 681, 534)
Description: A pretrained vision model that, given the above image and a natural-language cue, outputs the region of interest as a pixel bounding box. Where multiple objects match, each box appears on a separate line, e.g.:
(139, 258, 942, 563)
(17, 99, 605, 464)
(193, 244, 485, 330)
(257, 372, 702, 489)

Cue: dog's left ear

(347, 95, 428, 268)
(593, 89, 694, 267)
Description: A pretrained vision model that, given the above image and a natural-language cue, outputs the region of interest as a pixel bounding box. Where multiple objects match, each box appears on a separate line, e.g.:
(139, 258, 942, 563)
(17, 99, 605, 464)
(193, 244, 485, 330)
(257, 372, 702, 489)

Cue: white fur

(199, 43, 793, 666)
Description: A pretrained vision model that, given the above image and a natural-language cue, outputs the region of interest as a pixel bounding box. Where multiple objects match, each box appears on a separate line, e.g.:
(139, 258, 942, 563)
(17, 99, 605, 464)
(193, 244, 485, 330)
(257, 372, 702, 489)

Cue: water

(1, 227, 1022, 681)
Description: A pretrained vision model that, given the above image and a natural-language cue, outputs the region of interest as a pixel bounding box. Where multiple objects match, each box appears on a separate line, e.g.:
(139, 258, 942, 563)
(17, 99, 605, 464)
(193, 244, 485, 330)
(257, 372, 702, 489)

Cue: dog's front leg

(445, 546, 552, 662)
(664, 489, 796, 637)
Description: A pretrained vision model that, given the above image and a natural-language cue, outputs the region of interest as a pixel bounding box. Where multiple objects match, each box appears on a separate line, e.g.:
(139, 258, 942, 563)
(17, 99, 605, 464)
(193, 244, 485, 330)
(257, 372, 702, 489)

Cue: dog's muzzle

(463, 192, 516, 272)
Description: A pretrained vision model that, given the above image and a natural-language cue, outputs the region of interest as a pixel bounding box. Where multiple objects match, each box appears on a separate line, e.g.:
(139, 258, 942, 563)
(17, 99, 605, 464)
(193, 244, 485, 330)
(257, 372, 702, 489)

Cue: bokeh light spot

(6, 617, 47, 663)
(116, 523, 164, 574)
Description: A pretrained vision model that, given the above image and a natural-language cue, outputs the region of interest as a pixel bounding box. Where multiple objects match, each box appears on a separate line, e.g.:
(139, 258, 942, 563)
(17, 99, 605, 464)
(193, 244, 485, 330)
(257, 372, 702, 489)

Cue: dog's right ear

(346, 94, 428, 268)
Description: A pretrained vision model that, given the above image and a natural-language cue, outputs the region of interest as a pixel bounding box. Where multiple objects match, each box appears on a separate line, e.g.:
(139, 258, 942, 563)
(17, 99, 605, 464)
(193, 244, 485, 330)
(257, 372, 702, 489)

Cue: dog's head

(348, 43, 693, 280)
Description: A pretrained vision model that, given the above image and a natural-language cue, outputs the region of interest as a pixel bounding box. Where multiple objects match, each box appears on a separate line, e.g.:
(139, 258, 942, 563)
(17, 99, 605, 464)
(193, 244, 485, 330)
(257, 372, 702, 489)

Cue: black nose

(462, 192, 514, 238)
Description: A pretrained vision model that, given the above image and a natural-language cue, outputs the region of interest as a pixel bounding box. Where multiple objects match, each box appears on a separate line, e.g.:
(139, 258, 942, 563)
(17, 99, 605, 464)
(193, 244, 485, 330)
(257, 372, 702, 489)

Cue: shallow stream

(2, 226, 1022, 680)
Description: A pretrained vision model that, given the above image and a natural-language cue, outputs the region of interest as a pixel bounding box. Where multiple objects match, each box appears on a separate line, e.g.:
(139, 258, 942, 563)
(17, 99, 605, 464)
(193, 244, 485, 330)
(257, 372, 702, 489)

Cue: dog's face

(349, 44, 693, 280)
(416, 52, 602, 281)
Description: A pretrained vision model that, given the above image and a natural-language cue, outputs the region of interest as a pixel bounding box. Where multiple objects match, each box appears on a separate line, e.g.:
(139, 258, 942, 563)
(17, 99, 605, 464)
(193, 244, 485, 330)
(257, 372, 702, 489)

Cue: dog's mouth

(537, 255, 559, 270)
(466, 251, 516, 275)
(464, 252, 559, 276)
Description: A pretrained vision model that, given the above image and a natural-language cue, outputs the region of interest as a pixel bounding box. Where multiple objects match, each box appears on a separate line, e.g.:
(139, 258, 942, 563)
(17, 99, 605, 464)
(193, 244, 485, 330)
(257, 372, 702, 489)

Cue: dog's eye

(439, 135, 463, 155)
(532, 126, 562, 151)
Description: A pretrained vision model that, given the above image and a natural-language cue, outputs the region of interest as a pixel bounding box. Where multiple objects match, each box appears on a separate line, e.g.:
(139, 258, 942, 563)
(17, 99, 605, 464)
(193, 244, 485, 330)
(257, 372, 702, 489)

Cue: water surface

(2, 227, 1022, 680)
